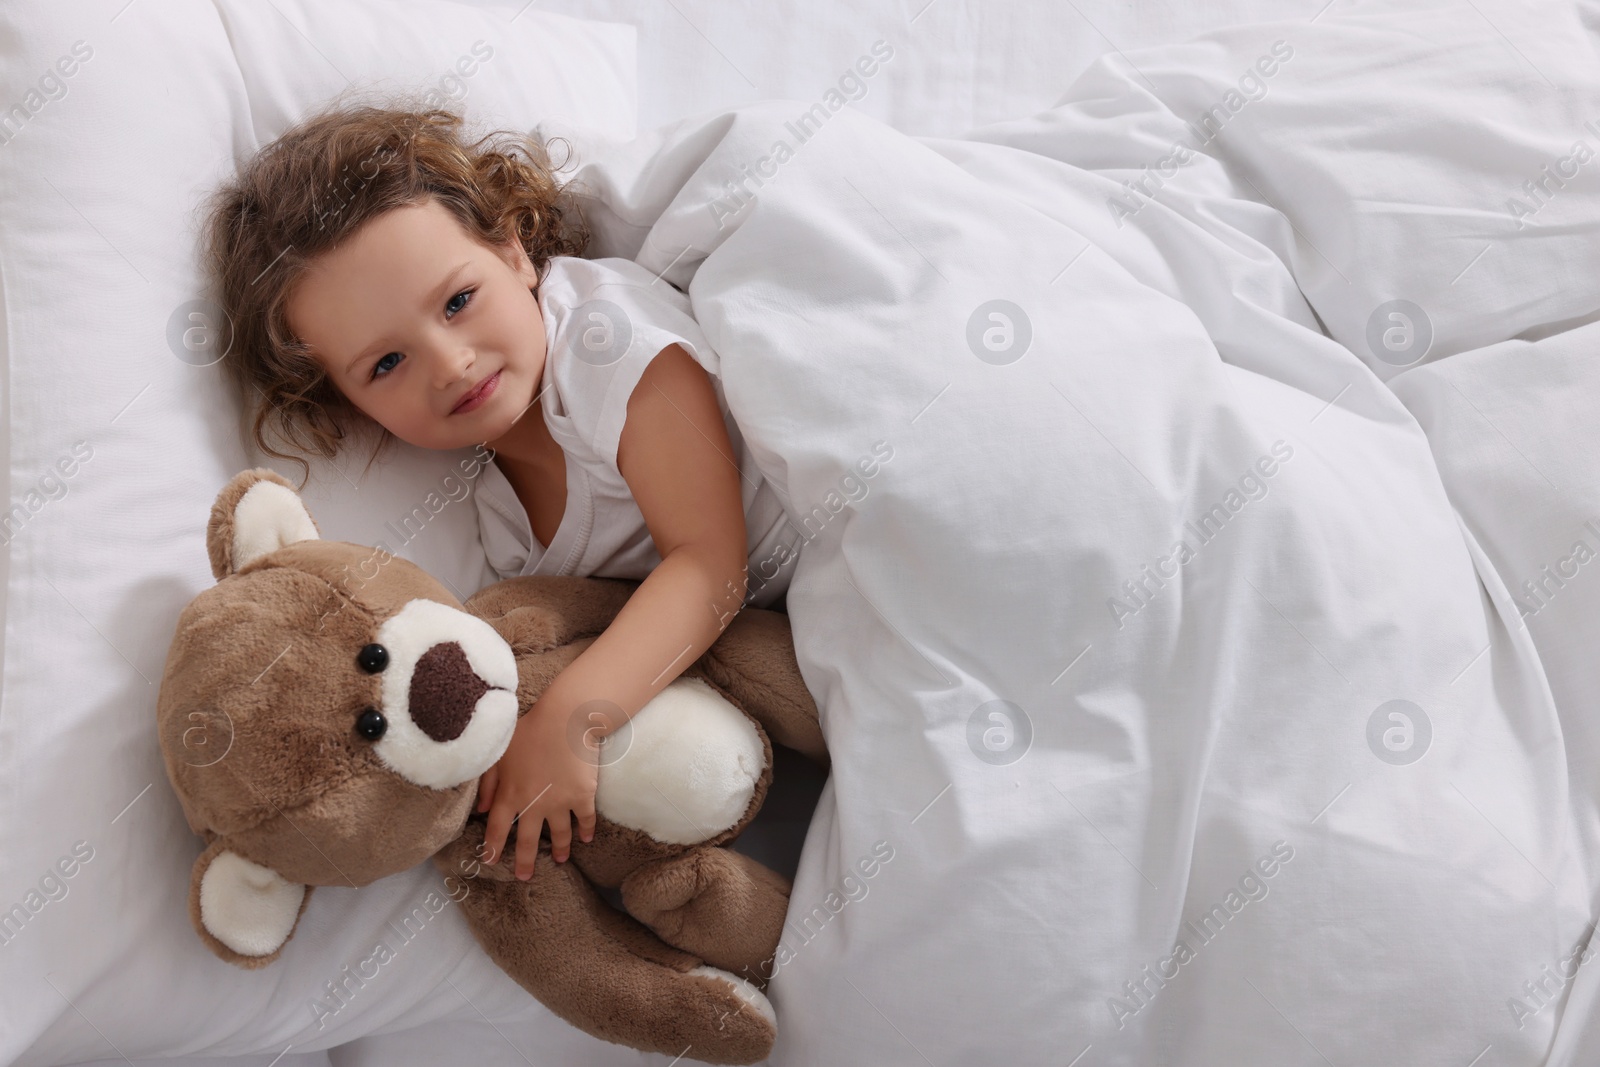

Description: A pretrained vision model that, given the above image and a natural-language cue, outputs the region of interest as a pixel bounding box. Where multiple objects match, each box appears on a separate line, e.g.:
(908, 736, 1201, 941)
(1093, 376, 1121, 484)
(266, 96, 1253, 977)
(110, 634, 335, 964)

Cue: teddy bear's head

(156, 468, 519, 963)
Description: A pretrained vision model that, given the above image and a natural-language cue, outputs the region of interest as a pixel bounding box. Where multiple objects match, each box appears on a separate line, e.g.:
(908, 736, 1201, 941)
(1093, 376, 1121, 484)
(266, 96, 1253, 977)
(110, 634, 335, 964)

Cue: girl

(203, 104, 802, 884)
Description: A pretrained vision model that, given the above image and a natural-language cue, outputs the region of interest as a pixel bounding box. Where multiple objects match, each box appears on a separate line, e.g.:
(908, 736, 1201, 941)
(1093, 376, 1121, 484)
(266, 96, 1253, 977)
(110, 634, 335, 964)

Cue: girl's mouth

(451, 370, 501, 415)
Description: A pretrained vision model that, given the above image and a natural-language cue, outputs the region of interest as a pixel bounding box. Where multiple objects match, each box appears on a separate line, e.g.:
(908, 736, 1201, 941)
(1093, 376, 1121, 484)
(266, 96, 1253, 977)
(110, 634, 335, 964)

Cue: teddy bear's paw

(622, 847, 791, 983)
(595, 676, 765, 845)
(682, 965, 777, 1062)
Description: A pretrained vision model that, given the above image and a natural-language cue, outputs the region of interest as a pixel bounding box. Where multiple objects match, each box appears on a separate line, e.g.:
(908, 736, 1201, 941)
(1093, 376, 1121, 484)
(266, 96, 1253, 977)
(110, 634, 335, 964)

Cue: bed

(6, 1, 1600, 1065)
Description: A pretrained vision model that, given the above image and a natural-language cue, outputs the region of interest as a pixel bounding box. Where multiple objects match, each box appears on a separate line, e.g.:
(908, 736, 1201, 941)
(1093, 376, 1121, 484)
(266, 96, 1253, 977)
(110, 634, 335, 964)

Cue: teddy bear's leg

(436, 826, 776, 1065)
(569, 812, 695, 888)
(621, 846, 792, 987)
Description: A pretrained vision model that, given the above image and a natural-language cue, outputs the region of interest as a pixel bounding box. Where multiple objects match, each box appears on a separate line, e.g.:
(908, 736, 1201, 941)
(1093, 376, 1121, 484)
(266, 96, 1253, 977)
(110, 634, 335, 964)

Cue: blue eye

(368, 287, 473, 383)
(370, 352, 402, 381)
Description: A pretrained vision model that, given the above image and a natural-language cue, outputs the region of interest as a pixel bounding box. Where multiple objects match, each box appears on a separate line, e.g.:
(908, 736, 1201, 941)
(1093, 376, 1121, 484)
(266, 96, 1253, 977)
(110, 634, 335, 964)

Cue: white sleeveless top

(473, 256, 801, 610)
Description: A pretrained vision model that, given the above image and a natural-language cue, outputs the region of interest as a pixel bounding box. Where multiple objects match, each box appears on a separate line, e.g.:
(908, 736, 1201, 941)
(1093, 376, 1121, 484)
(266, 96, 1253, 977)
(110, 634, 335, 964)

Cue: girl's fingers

(515, 815, 540, 880)
(550, 809, 573, 864)
(483, 804, 511, 866)
(476, 767, 498, 812)
(577, 805, 596, 844)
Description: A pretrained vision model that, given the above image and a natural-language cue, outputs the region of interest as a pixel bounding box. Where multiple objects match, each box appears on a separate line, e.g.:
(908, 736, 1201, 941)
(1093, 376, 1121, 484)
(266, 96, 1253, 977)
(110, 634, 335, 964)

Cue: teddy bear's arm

(464, 575, 637, 654)
(697, 608, 827, 767)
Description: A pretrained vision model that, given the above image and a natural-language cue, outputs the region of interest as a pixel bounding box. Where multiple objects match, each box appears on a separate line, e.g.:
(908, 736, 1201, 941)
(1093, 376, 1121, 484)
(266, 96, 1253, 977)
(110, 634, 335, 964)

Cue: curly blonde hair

(202, 101, 591, 489)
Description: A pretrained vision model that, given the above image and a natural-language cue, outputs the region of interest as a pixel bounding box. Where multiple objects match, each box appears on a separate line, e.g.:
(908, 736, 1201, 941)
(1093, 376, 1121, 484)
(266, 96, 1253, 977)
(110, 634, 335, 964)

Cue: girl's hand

(475, 698, 600, 880)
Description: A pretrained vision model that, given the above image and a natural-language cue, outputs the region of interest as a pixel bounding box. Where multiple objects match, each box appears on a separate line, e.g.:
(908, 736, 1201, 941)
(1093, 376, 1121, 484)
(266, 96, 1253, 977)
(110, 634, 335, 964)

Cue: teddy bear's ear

(186, 839, 312, 968)
(206, 468, 322, 581)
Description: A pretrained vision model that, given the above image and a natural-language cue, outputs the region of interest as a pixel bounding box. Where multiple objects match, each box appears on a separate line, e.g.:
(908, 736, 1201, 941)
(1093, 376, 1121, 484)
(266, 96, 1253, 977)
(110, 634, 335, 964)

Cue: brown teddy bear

(155, 468, 828, 1065)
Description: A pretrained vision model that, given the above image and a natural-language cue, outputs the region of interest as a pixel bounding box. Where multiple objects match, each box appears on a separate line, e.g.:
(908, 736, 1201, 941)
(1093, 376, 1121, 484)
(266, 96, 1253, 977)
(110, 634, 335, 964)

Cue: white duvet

(555, 5, 1600, 1064)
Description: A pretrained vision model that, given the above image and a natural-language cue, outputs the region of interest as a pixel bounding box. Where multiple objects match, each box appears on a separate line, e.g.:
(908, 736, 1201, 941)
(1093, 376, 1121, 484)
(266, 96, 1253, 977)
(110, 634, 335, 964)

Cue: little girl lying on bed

(201, 103, 803, 884)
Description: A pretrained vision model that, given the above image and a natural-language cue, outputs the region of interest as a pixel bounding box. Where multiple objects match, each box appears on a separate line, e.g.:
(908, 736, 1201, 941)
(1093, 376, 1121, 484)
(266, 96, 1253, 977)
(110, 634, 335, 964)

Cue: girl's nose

(432, 344, 475, 389)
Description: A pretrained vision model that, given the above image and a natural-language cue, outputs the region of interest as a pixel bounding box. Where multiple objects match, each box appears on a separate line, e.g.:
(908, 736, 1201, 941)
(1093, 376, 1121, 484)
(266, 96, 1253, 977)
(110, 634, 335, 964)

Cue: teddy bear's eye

(355, 708, 387, 741)
(357, 643, 389, 673)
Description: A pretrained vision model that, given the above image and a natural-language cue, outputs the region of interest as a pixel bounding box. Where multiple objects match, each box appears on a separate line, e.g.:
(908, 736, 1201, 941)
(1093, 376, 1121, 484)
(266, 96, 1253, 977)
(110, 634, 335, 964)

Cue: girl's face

(286, 198, 547, 452)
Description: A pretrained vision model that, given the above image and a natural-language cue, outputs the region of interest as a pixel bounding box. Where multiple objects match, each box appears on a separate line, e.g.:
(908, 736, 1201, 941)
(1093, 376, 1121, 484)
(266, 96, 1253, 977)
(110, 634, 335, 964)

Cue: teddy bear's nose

(406, 641, 492, 742)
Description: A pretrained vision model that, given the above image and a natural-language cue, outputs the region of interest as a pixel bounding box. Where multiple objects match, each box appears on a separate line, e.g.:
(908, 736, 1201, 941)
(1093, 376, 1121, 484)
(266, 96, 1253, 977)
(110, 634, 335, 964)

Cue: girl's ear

(502, 237, 540, 287)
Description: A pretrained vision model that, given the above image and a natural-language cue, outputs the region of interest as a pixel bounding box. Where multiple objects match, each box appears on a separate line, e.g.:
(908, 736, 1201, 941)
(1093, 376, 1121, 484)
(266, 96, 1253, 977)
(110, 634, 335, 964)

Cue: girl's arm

(478, 343, 750, 879)
(559, 341, 751, 726)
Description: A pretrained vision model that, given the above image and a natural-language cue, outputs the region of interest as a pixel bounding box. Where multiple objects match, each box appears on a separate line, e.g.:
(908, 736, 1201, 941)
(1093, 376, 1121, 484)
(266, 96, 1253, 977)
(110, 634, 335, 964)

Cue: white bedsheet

(16, 1, 1600, 1066)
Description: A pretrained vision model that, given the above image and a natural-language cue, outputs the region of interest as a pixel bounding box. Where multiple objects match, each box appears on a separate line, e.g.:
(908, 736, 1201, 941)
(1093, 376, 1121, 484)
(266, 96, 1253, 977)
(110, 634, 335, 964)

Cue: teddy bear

(155, 468, 829, 1065)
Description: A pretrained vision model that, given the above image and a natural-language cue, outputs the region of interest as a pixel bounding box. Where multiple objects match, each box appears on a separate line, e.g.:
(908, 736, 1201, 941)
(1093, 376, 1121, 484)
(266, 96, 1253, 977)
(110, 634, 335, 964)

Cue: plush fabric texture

(155, 468, 829, 1064)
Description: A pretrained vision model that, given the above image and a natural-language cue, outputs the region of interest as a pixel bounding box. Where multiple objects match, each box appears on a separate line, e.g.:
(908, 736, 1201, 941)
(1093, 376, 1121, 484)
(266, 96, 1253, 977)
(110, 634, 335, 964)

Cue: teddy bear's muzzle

(361, 598, 521, 790)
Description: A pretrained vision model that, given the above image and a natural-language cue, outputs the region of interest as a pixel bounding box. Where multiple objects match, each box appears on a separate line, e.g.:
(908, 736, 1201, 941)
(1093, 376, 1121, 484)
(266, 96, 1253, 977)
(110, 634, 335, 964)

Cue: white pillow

(0, 3, 637, 1063)
(214, 0, 636, 148)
